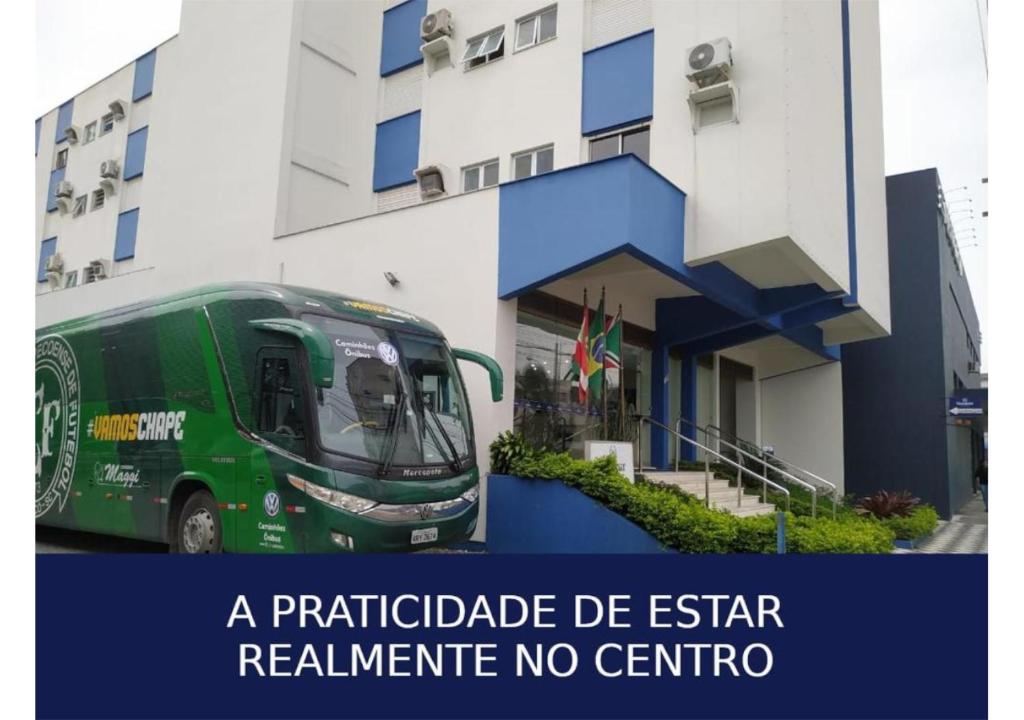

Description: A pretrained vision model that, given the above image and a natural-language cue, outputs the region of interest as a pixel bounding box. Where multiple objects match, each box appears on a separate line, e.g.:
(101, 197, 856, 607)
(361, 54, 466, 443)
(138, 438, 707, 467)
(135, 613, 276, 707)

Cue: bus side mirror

(249, 318, 335, 388)
(452, 348, 503, 402)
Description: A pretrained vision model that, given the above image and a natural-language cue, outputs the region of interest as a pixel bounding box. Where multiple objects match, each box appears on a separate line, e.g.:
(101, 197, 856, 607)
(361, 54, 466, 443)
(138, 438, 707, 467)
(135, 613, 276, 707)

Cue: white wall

(760, 360, 845, 493)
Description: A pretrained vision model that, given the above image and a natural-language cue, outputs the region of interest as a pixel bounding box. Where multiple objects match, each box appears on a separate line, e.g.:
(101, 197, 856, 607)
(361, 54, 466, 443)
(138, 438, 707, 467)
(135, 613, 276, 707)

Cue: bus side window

(254, 348, 307, 455)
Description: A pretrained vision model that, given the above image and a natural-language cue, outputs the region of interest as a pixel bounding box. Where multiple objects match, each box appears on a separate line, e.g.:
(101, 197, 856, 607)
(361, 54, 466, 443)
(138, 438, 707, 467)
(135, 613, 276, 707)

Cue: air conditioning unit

(65, 125, 82, 144)
(968, 360, 981, 374)
(55, 180, 74, 199)
(108, 99, 127, 120)
(100, 159, 120, 179)
(83, 259, 108, 284)
(45, 253, 64, 274)
(685, 37, 733, 87)
(414, 165, 446, 200)
(420, 9, 453, 42)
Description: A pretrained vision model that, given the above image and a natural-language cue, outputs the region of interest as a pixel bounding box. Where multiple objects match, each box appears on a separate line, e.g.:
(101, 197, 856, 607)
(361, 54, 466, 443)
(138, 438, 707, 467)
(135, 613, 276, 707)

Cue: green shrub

(488, 430, 534, 475)
(882, 505, 939, 540)
(788, 515, 894, 554)
(502, 445, 891, 554)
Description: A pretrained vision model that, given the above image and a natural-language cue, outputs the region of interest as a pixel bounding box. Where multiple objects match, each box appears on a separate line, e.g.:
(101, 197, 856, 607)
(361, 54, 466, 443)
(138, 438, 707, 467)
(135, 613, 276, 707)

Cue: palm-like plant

(855, 490, 920, 519)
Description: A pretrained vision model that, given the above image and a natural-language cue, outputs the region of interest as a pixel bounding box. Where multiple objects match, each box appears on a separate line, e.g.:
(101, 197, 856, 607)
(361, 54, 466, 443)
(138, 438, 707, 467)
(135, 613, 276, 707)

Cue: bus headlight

(460, 485, 479, 504)
(287, 474, 379, 515)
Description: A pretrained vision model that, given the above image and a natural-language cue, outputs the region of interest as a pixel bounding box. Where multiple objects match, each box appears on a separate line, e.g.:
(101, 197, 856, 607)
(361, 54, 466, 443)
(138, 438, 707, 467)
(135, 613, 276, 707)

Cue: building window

(54, 148, 68, 170)
(463, 159, 499, 192)
(512, 145, 554, 180)
(589, 125, 650, 164)
(462, 27, 505, 70)
(38, 238, 57, 284)
(124, 126, 149, 180)
(114, 208, 140, 261)
(72, 195, 87, 218)
(64, 270, 78, 289)
(100, 113, 115, 136)
(83, 122, 97, 144)
(515, 6, 557, 52)
(92, 188, 105, 211)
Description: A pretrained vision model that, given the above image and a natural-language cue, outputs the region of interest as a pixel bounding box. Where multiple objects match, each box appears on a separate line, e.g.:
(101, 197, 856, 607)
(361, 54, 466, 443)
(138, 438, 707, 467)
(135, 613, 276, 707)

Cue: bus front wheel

(175, 490, 223, 554)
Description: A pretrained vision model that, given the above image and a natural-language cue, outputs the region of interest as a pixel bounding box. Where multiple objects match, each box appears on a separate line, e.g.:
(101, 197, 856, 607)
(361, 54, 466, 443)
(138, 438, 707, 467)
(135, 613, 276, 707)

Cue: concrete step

(646, 472, 775, 517)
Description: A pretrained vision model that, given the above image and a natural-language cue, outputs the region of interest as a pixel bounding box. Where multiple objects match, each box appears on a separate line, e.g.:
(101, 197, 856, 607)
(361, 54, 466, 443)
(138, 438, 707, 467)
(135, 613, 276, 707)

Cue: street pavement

(899, 494, 988, 554)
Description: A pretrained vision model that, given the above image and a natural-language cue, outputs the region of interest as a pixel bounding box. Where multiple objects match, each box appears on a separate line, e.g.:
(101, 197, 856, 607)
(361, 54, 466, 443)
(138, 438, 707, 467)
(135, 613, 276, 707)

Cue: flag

(568, 291, 590, 404)
(587, 292, 605, 401)
(604, 306, 622, 370)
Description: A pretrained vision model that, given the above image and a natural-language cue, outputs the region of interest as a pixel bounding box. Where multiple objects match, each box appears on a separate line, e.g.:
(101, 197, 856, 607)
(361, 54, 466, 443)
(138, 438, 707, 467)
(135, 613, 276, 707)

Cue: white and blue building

(36, 0, 890, 539)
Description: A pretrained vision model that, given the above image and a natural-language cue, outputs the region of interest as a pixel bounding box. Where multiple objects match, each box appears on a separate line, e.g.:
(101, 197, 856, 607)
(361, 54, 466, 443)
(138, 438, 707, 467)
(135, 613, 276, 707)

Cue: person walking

(974, 459, 988, 511)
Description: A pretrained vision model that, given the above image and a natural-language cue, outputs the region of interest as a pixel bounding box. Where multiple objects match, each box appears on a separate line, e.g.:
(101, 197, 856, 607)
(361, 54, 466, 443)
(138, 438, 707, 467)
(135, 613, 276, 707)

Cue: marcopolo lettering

(89, 410, 187, 442)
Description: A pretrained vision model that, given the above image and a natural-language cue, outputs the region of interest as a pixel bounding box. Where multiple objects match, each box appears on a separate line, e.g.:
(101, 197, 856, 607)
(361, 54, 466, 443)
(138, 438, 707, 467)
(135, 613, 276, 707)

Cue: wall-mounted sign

(948, 392, 985, 417)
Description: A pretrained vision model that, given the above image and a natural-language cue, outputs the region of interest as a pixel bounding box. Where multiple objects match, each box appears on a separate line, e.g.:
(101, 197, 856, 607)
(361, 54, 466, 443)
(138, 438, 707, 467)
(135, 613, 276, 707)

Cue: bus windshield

(303, 314, 472, 473)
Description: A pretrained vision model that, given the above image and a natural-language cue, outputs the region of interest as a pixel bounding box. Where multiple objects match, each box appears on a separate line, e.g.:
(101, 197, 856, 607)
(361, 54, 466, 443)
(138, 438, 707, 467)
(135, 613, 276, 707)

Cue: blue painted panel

(38, 237, 57, 283)
(499, 155, 684, 298)
(380, 0, 426, 77)
(35, 118, 40, 156)
(840, 0, 858, 305)
(582, 31, 654, 136)
(486, 474, 670, 553)
(46, 167, 65, 213)
(55, 100, 74, 143)
(680, 355, 698, 461)
(372, 111, 420, 192)
(132, 49, 157, 101)
(114, 208, 140, 261)
(124, 126, 149, 180)
(655, 296, 749, 347)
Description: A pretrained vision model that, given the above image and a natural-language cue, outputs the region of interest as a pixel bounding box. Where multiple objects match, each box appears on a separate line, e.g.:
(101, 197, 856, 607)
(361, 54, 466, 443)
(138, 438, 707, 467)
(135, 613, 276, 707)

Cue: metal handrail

(636, 416, 790, 511)
(704, 422, 839, 518)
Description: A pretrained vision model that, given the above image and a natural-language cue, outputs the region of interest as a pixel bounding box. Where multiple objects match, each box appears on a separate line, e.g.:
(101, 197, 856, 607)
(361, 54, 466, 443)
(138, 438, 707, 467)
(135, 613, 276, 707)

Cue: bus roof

(36, 282, 445, 336)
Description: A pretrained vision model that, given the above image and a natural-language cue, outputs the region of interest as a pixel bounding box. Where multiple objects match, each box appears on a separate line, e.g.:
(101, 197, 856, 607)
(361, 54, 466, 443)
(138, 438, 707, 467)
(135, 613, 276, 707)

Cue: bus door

(243, 346, 309, 553)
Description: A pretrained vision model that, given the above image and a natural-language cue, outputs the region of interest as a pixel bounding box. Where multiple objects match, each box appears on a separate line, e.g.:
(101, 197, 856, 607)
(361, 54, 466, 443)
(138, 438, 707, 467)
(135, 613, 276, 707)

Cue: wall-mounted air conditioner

(45, 253, 64, 274)
(100, 159, 120, 179)
(421, 9, 453, 42)
(108, 100, 127, 121)
(83, 259, 108, 284)
(968, 360, 981, 374)
(65, 125, 82, 144)
(55, 180, 74, 199)
(414, 165, 447, 200)
(685, 37, 733, 87)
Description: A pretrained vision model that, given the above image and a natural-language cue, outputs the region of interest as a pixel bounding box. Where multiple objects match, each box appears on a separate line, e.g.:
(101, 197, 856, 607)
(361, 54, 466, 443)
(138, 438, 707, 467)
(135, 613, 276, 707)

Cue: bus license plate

(411, 527, 438, 545)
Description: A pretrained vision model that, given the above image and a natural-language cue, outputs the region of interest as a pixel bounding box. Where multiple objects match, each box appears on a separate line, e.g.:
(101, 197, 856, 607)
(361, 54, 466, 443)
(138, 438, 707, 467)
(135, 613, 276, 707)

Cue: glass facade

(513, 311, 651, 463)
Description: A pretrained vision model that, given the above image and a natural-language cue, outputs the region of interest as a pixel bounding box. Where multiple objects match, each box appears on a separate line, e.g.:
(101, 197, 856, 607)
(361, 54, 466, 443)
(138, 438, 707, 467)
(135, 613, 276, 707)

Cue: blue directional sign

(948, 392, 986, 417)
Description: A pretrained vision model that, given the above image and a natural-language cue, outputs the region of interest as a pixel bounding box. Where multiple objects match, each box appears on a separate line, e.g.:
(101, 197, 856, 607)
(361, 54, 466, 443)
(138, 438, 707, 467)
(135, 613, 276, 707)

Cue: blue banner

(37, 554, 986, 719)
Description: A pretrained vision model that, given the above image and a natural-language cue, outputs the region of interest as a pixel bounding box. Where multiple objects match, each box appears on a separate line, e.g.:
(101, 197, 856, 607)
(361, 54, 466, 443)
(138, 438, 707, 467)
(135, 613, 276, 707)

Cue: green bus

(35, 282, 502, 553)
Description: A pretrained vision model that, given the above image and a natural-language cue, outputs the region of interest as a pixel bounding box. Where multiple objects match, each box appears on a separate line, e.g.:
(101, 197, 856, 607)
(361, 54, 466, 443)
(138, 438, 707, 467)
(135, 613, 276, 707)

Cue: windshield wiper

(422, 404, 462, 474)
(377, 392, 407, 478)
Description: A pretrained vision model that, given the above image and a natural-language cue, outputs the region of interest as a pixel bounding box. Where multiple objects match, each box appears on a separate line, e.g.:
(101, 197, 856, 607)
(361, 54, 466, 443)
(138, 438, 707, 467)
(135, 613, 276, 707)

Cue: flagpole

(619, 304, 626, 439)
(601, 287, 608, 440)
(582, 287, 588, 411)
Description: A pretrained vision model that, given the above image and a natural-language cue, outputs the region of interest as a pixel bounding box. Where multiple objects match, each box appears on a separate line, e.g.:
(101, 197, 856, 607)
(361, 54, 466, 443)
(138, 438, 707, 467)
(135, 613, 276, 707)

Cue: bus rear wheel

(175, 490, 223, 554)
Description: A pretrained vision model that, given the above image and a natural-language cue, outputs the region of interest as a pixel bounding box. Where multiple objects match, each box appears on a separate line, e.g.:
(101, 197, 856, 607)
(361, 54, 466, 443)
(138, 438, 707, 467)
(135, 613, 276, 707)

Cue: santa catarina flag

(568, 295, 590, 404)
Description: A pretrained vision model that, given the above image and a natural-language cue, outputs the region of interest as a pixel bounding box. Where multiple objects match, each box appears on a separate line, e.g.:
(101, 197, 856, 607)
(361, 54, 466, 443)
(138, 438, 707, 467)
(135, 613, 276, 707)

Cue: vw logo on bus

(263, 490, 281, 518)
(377, 341, 400, 367)
(35, 334, 81, 518)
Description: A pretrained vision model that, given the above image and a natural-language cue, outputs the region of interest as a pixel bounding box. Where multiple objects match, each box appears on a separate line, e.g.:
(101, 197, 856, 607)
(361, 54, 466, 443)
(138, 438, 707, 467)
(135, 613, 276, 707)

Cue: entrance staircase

(644, 470, 778, 517)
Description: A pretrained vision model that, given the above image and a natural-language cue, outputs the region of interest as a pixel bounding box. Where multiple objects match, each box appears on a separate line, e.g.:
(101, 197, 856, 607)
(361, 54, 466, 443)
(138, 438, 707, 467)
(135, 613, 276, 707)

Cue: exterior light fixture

(383, 272, 400, 287)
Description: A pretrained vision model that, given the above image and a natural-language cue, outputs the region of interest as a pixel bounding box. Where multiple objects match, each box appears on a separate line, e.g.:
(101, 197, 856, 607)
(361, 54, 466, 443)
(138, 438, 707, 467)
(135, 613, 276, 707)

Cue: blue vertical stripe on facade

(372, 111, 421, 192)
(114, 209, 141, 261)
(46, 168, 66, 213)
(132, 49, 157, 101)
(36, 118, 41, 156)
(840, 0, 858, 305)
(124, 127, 149, 180)
(581, 30, 654, 136)
(379, 0, 426, 77)
(55, 100, 74, 143)
(38, 238, 57, 283)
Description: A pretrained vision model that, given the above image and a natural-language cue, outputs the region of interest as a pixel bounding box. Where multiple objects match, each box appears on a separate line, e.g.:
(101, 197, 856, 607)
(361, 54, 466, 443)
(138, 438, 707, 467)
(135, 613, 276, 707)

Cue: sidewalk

(901, 495, 988, 554)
